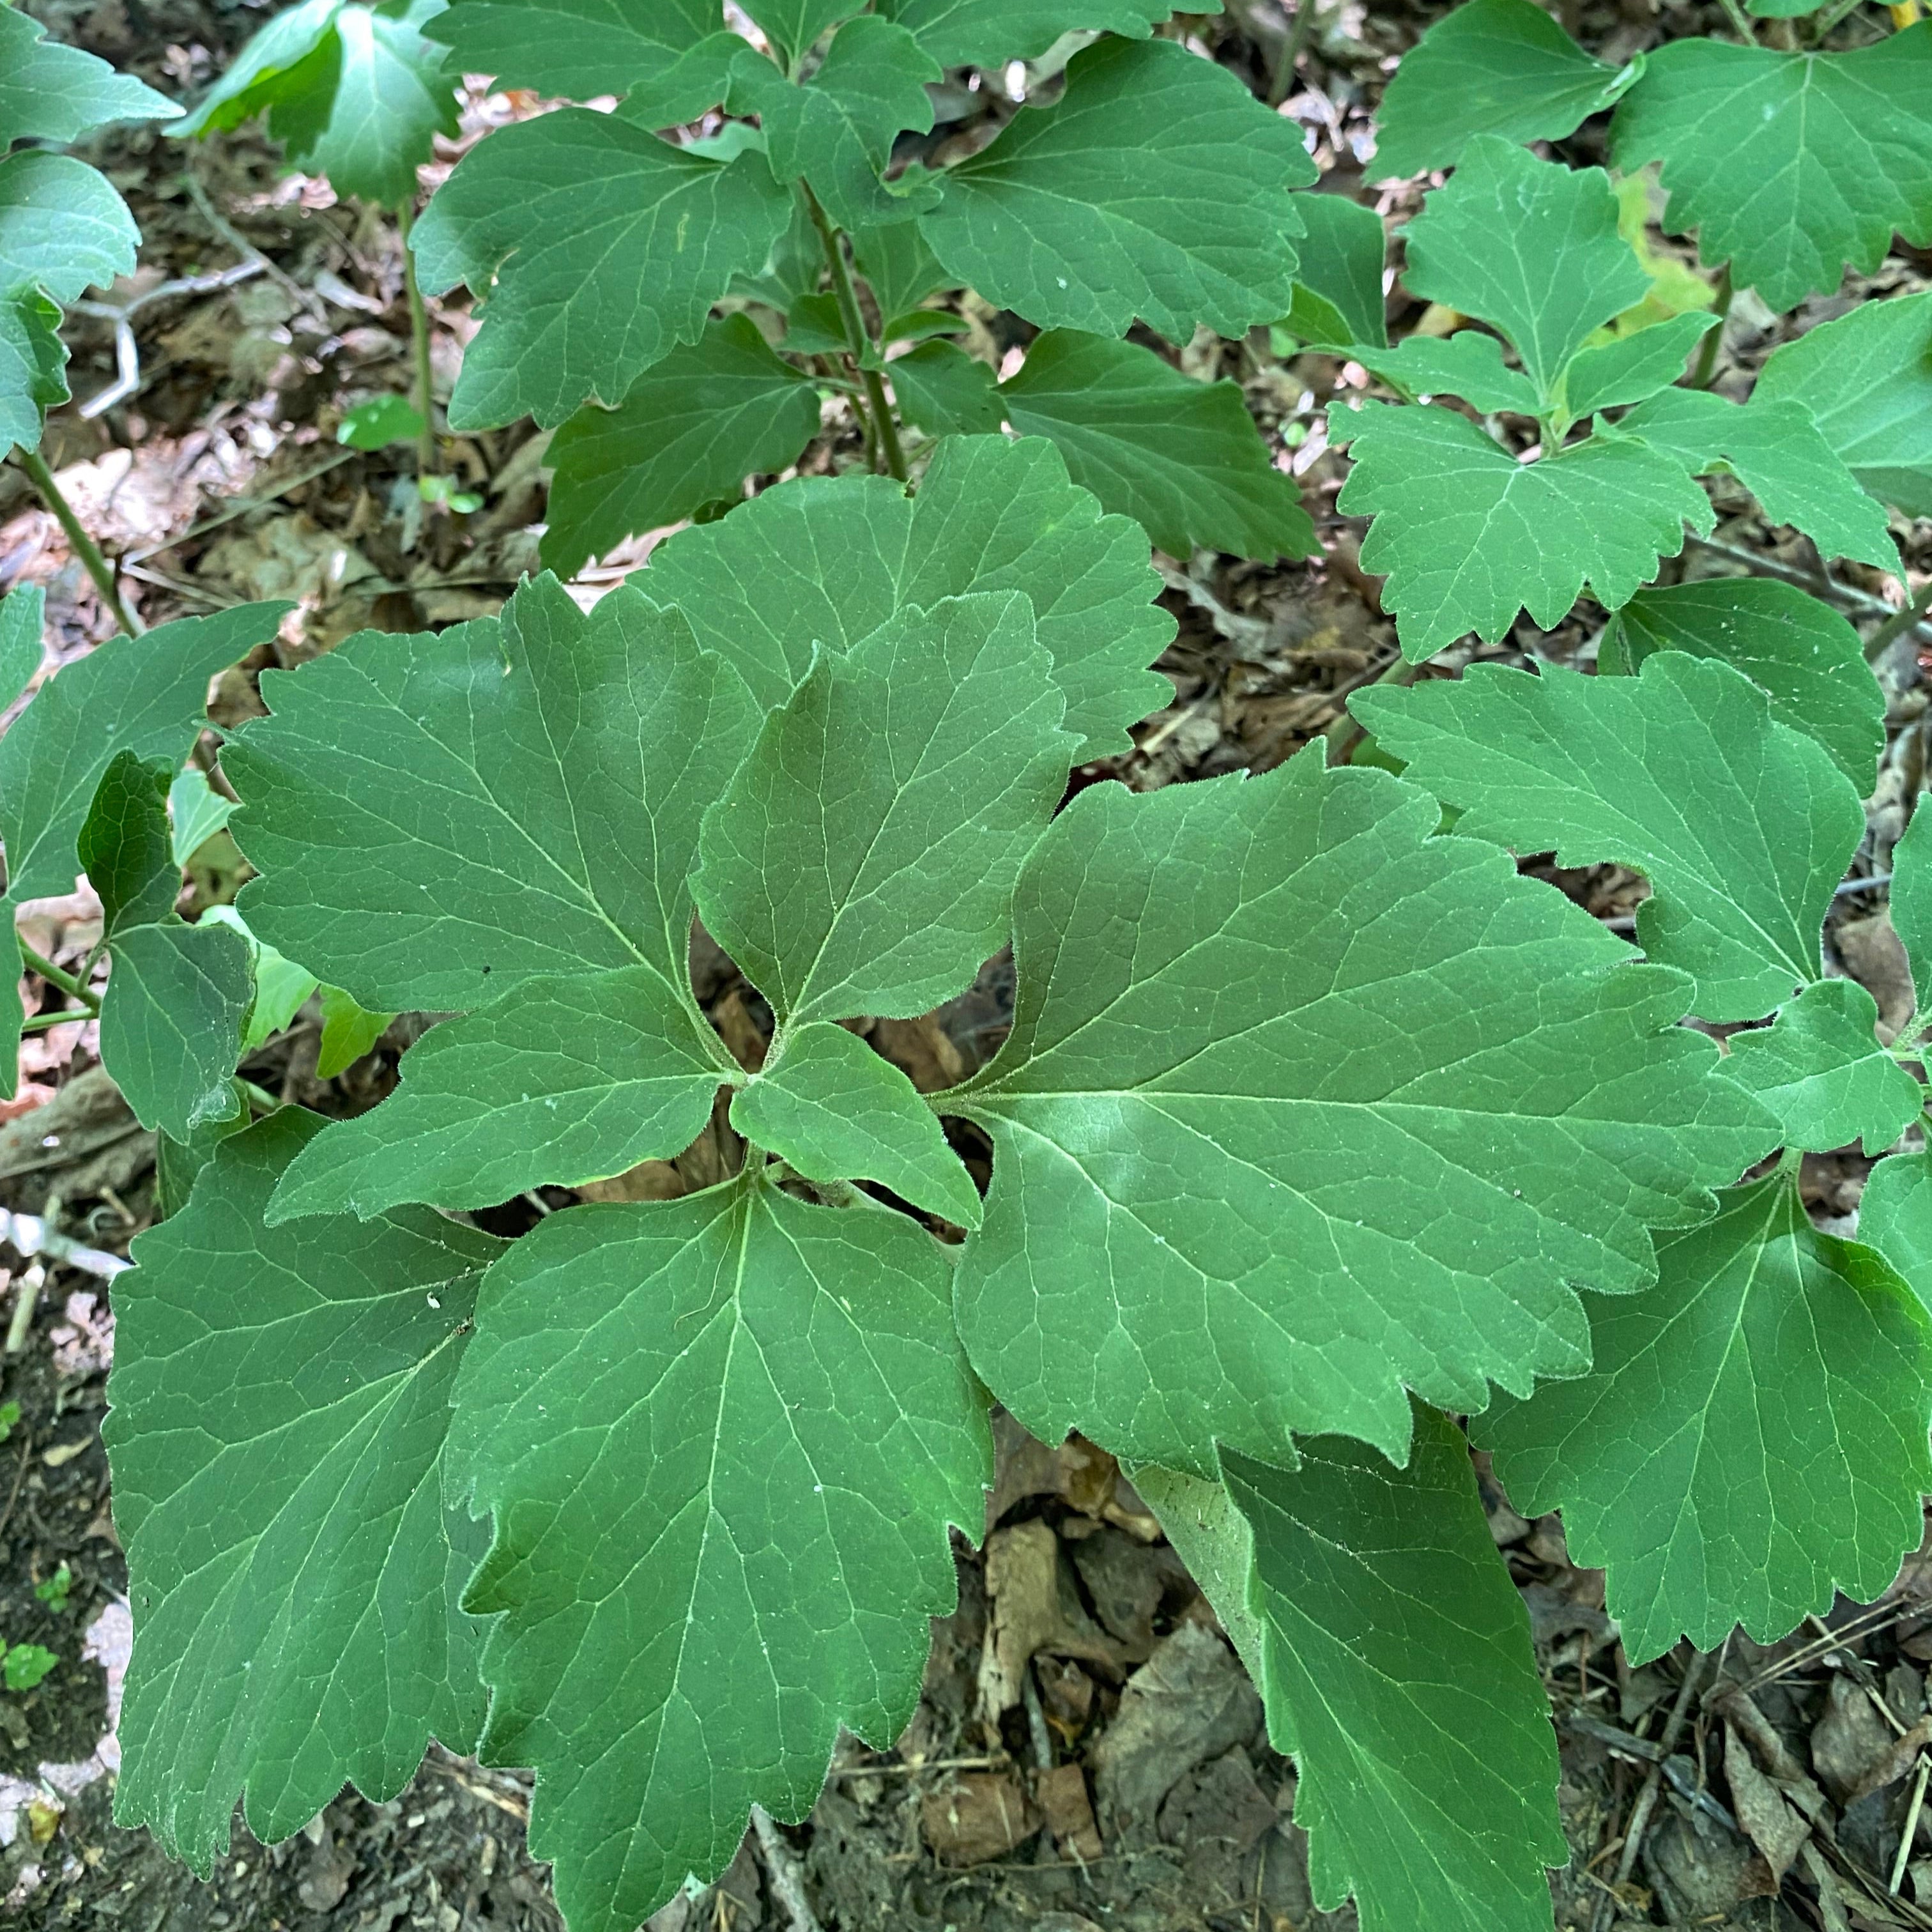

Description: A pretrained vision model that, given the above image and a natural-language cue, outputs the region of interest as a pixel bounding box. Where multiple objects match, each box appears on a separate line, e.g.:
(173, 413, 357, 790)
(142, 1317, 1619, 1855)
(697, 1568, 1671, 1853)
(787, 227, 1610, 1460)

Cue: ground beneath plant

(3, 0, 1931, 1926)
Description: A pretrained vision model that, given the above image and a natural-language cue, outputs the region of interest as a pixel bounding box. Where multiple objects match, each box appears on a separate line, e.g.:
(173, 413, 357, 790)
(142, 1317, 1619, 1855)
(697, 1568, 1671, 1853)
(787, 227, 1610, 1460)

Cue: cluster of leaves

(0, 13, 177, 464)
(4, 1, 1930, 1930)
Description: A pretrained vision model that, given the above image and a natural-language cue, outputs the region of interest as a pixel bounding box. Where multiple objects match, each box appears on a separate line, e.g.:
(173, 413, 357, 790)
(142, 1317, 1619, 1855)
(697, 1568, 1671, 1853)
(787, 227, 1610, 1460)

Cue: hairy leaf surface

(917, 37, 1313, 341)
(411, 117, 790, 428)
(107, 1110, 500, 1866)
(634, 433, 1172, 758)
(1000, 330, 1314, 561)
(1482, 1177, 1932, 1662)
(693, 592, 1073, 1023)
(1357, 656, 1864, 1022)
(1372, 0, 1633, 179)
(1333, 402, 1710, 661)
(1756, 289, 1932, 516)
(541, 316, 820, 579)
(1225, 1409, 1567, 1932)
(951, 750, 1775, 1474)
(1610, 578, 1883, 790)
(227, 576, 758, 1012)
(1611, 30, 1932, 313)
(0, 8, 178, 146)
(729, 1020, 981, 1225)
(447, 1179, 990, 1932)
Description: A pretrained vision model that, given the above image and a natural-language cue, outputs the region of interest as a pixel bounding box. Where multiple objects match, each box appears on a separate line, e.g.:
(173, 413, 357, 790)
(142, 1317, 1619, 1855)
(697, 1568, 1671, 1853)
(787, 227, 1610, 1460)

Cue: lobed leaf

(0, 150, 141, 307)
(728, 1019, 981, 1225)
(917, 36, 1313, 342)
(410, 116, 791, 429)
(1859, 1150, 1932, 1312)
(692, 591, 1075, 1024)
(1610, 29, 1932, 314)
(1225, 1407, 1568, 1932)
(739, 0, 861, 63)
(1356, 654, 1866, 1022)
(1482, 1177, 1932, 1662)
(951, 749, 1776, 1475)
(1720, 978, 1921, 1156)
(1556, 310, 1718, 424)
(540, 315, 820, 579)
(0, 8, 177, 148)
(1372, 0, 1634, 180)
(1348, 331, 1540, 415)
(634, 432, 1173, 760)
(446, 1177, 990, 1932)
(1331, 402, 1712, 662)
(999, 330, 1315, 562)
(0, 289, 68, 463)
(1755, 289, 1932, 518)
(107, 1110, 501, 1867)
(1619, 385, 1897, 572)
(886, 339, 1003, 438)
(227, 576, 759, 1011)
(877, 0, 1203, 66)
(1609, 578, 1883, 791)
(1282, 192, 1387, 349)
(1399, 135, 1650, 408)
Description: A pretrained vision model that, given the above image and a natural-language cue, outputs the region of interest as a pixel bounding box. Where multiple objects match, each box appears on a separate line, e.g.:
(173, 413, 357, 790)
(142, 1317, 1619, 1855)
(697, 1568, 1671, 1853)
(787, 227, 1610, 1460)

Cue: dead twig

(749, 1805, 822, 1932)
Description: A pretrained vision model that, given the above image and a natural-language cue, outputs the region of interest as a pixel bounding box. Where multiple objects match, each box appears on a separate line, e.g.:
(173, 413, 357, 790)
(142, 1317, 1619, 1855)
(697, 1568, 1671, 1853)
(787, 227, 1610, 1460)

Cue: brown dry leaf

(711, 990, 767, 1074)
(919, 1771, 1041, 1866)
(199, 511, 377, 619)
(985, 1413, 1160, 1540)
(1836, 914, 1915, 1041)
(576, 1162, 684, 1205)
(976, 1520, 1129, 1718)
(1813, 1674, 1896, 1804)
(866, 1014, 964, 1092)
(1723, 1721, 1811, 1883)
(1848, 1715, 1932, 1805)
(1036, 1763, 1102, 1862)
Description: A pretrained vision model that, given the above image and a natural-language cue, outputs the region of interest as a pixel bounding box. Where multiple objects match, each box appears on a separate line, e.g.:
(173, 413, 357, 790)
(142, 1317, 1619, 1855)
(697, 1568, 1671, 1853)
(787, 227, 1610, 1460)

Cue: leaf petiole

(802, 185, 908, 482)
(15, 940, 100, 1013)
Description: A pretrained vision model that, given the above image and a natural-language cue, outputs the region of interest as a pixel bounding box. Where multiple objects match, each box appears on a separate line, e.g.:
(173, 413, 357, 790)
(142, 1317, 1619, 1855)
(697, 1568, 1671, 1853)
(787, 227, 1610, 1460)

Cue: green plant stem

(240, 1078, 283, 1116)
(15, 942, 99, 1013)
(395, 199, 438, 479)
(9, 448, 140, 636)
(1864, 577, 1932, 663)
(1268, 0, 1321, 108)
(20, 1009, 94, 1035)
(804, 187, 907, 483)
(1811, 0, 1866, 32)
(1715, 0, 1760, 40)
(1688, 268, 1733, 389)
(1322, 649, 1419, 764)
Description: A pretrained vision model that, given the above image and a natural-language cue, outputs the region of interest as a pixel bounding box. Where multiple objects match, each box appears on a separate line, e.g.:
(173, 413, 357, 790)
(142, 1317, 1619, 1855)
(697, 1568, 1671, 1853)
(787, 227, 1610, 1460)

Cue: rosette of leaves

(1375, 0, 1932, 314)
(406, 0, 1318, 569)
(102, 425, 1795, 1931)
(1323, 137, 1897, 659)
(0, 586, 289, 1128)
(0, 12, 178, 461)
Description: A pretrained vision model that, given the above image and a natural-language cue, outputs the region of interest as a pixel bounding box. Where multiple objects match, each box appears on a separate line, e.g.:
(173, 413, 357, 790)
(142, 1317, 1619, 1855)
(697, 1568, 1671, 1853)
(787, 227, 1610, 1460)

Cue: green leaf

(1721, 978, 1920, 1155)
(951, 749, 1776, 1474)
(1282, 192, 1385, 349)
(540, 316, 819, 579)
(411, 118, 791, 429)
(1482, 1176, 1932, 1662)
(97, 919, 254, 1137)
(917, 37, 1314, 342)
(1355, 655, 1865, 1022)
(226, 576, 759, 1012)
(1400, 136, 1650, 408)
(1225, 1407, 1567, 1932)
(108, 1110, 500, 1867)
(0, 151, 141, 307)
(1620, 385, 1898, 571)
(202, 905, 320, 1052)
(268, 969, 722, 1222)
(337, 394, 427, 451)
(0, 583, 43, 717)
(314, 985, 395, 1078)
(1755, 289, 1932, 517)
(886, 340, 1002, 438)
(1556, 310, 1719, 423)
(1610, 29, 1932, 314)
(1126, 1464, 1264, 1683)
(1349, 331, 1540, 415)
(4, 1644, 57, 1692)
(727, 18, 939, 233)
(1331, 402, 1712, 662)
(178, 0, 338, 133)
(1889, 804, 1932, 1011)
(1372, 0, 1636, 180)
(877, 0, 1200, 66)
(781, 288, 848, 353)
(1000, 330, 1314, 562)
(881, 309, 969, 345)
(0, 288, 67, 462)
(634, 431, 1174, 760)
(1857, 1150, 1932, 1312)
(79, 754, 181, 936)
(694, 592, 1073, 1025)
(0, 8, 178, 146)
(446, 1177, 990, 1932)
(730, 1020, 981, 1225)
(739, 0, 860, 64)
(425, 0, 740, 121)
(167, 769, 237, 868)
(850, 216, 949, 319)
(1610, 578, 1883, 791)
(0, 604, 285, 907)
